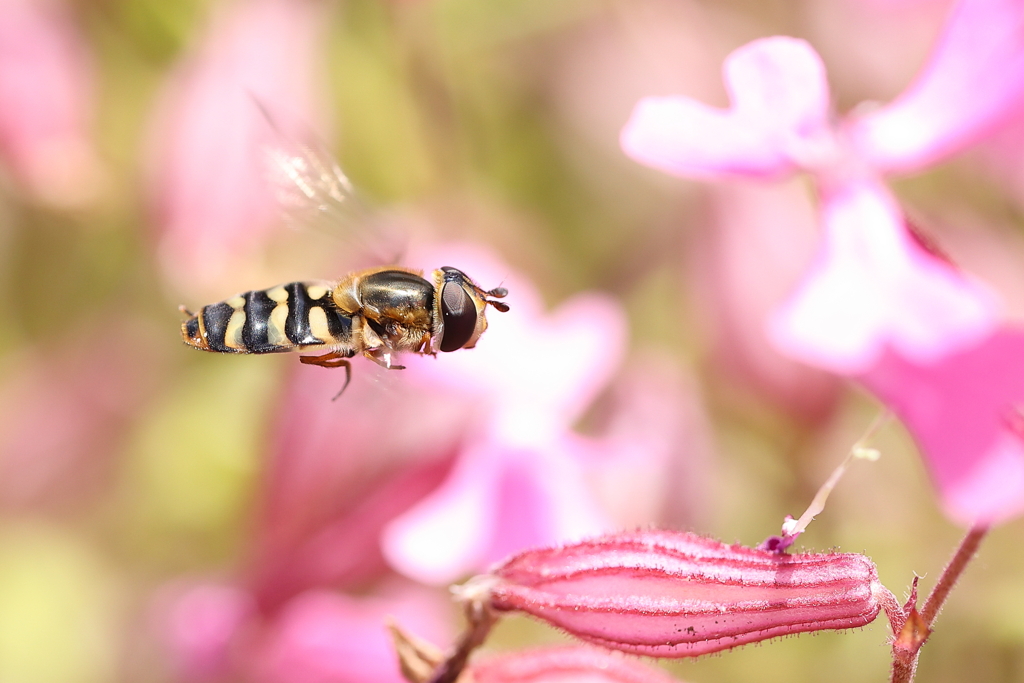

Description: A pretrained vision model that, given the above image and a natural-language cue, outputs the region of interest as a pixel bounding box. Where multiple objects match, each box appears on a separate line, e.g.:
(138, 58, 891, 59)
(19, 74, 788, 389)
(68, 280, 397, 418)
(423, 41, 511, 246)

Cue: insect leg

(300, 351, 353, 399)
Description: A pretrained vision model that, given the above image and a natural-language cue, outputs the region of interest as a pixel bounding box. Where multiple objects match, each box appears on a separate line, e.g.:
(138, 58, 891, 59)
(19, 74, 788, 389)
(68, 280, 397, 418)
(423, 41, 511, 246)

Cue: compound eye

(439, 282, 478, 352)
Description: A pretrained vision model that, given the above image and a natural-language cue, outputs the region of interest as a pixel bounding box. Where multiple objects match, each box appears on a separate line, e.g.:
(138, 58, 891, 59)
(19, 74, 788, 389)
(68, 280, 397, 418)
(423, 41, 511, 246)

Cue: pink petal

(769, 179, 998, 374)
(156, 582, 255, 682)
(849, 0, 1024, 173)
(250, 588, 448, 683)
(485, 293, 627, 443)
(488, 530, 883, 658)
(469, 647, 683, 683)
(489, 438, 612, 561)
(861, 329, 1024, 525)
(382, 438, 611, 585)
(621, 37, 833, 179)
(256, 361, 464, 549)
(250, 456, 452, 609)
(381, 442, 502, 584)
(584, 356, 717, 530)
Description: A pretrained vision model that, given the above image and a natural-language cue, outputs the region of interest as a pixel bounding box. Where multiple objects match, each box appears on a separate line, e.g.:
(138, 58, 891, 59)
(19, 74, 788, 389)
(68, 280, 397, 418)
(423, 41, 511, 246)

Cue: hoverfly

(180, 266, 508, 389)
(178, 117, 509, 393)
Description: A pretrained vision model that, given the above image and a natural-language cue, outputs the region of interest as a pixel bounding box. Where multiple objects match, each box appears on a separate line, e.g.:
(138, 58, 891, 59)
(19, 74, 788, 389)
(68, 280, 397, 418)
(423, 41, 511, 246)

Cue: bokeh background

(2, 0, 1024, 681)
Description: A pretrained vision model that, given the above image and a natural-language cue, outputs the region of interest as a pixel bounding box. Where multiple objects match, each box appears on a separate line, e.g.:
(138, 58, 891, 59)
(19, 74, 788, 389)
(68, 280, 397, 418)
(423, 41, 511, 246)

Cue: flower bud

(486, 529, 882, 657)
(468, 646, 683, 683)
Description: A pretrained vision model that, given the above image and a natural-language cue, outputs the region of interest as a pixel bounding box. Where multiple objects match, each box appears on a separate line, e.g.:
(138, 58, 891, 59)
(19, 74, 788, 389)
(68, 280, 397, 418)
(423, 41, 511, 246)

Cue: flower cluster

(621, 0, 1024, 526)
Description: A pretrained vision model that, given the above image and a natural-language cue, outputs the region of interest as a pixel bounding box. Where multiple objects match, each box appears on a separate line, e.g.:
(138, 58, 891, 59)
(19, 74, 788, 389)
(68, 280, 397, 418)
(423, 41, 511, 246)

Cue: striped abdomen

(182, 281, 355, 355)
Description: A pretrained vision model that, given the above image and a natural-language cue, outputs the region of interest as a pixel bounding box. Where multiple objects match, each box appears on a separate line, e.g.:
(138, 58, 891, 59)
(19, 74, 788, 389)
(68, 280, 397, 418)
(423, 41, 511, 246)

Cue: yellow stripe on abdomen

(267, 304, 289, 346)
(224, 310, 246, 350)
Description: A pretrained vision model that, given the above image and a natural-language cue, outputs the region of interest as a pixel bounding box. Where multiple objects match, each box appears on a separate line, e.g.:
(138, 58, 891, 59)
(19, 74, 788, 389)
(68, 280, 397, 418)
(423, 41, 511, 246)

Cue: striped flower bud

(468, 646, 684, 682)
(486, 529, 883, 657)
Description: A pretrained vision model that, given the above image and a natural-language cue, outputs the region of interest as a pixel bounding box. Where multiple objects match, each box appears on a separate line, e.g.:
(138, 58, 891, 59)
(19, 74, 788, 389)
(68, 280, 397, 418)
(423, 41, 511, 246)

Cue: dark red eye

(439, 282, 477, 352)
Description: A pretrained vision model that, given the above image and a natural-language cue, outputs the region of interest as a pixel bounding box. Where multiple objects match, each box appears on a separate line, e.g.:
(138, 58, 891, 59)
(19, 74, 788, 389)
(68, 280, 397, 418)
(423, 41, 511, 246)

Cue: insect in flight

(179, 122, 509, 394)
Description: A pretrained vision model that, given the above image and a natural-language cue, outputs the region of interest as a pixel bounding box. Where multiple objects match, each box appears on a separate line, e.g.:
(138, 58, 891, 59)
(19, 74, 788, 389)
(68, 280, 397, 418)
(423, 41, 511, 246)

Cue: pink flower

(381, 244, 631, 584)
(621, 9, 1024, 525)
(769, 178, 995, 374)
(860, 328, 1024, 526)
(249, 454, 454, 610)
(622, 37, 833, 180)
(487, 529, 884, 658)
(156, 582, 255, 682)
(0, 0, 104, 205)
(848, 0, 1024, 173)
(468, 646, 684, 683)
(584, 355, 717, 530)
(146, 0, 328, 292)
(158, 582, 449, 683)
(248, 588, 448, 683)
(247, 362, 467, 609)
(621, 0, 1024, 373)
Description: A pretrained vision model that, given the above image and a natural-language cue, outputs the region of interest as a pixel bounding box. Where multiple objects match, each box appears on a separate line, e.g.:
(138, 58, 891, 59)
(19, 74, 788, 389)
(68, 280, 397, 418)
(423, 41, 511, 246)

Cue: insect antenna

(484, 284, 509, 312)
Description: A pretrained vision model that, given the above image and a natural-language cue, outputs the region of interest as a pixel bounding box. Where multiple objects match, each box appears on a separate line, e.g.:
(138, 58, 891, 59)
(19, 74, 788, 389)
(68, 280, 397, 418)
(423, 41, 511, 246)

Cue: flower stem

(426, 593, 497, 683)
(920, 524, 987, 624)
(889, 524, 988, 683)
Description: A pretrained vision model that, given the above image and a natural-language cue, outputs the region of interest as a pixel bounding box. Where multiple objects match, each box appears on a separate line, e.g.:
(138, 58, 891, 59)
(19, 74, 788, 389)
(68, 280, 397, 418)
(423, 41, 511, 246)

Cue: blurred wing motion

(256, 101, 403, 264)
(264, 131, 360, 229)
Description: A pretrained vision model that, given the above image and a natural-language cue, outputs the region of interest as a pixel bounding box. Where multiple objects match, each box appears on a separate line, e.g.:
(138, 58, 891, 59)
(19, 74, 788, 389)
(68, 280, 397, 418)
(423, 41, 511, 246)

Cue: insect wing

(258, 109, 405, 265)
(265, 135, 359, 227)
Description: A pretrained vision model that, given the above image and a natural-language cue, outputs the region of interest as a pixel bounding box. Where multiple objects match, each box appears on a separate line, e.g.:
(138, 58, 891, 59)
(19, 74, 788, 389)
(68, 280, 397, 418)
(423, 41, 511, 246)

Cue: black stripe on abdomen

(201, 302, 235, 352)
(242, 290, 277, 353)
(285, 282, 319, 345)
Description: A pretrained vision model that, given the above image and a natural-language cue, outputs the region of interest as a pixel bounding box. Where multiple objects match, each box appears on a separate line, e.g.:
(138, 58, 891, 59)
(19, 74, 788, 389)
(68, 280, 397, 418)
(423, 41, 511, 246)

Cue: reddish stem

(876, 583, 906, 635)
(920, 525, 987, 624)
(426, 599, 497, 683)
(889, 524, 988, 683)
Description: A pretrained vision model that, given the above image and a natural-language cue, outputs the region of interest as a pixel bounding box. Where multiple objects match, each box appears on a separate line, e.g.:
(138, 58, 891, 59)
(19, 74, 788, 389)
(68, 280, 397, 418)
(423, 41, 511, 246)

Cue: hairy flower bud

(486, 529, 882, 657)
(468, 646, 683, 683)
